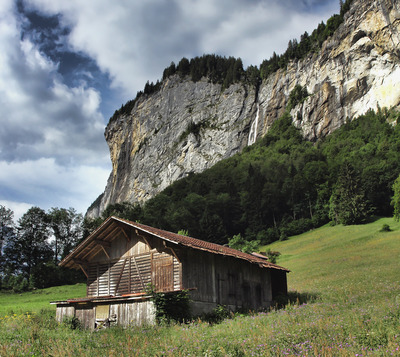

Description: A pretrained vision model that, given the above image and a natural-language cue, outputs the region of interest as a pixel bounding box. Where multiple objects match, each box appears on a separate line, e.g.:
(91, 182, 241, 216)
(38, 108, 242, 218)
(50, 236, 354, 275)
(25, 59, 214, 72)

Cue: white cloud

(0, 1, 110, 214)
(0, 158, 110, 216)
(27, 0, 338, 95)
(0, 200, 33, 223)
(0, 3, 108, 164)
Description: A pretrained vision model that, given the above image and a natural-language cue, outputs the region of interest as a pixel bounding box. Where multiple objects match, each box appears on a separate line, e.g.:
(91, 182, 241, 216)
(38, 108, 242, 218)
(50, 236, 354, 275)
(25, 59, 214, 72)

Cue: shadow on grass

(273, 290, 320, 309)
(201, 291, 321, 325)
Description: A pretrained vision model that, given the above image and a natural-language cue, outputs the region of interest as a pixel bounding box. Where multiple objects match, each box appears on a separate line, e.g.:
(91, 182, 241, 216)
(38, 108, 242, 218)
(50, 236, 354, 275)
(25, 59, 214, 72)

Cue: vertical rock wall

(87, 0, 400, 218)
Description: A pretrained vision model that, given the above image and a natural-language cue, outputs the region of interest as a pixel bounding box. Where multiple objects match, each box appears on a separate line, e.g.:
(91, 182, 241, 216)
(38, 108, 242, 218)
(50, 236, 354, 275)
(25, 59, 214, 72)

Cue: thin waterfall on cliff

(248, 103, 259, 146)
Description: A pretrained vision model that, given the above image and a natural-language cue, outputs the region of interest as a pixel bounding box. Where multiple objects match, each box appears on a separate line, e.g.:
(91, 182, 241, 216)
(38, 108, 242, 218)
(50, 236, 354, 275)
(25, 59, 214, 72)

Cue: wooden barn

(53, 216, 289, 328)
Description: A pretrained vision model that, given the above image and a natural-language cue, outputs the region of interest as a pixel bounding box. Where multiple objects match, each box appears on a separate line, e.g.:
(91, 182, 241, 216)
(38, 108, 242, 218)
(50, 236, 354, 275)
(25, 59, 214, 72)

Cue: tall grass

(0, 218, 399, 356)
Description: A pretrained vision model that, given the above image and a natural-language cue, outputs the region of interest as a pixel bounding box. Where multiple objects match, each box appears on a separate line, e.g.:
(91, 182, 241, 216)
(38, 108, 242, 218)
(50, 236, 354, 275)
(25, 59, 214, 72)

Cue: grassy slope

(268, 217, 400, 300)
(0, 283, 86, 316)
(0, 218, 399, 356)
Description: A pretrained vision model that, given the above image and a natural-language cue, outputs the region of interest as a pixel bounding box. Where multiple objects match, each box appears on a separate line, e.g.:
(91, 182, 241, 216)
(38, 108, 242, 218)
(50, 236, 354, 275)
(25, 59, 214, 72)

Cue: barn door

(152, 254, 173, 292)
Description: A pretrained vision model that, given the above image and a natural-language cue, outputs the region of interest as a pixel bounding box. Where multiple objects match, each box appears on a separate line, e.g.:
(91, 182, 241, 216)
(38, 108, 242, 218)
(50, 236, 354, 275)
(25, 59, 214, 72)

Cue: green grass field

(0, 217, 399, 356)
(0, 284, 86, 316)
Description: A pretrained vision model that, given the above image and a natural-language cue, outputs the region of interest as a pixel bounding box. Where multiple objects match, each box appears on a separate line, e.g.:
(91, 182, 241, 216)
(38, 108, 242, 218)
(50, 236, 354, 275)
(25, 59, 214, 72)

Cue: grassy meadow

(0, 284, 86, 316)
(0, 217, 399, 356)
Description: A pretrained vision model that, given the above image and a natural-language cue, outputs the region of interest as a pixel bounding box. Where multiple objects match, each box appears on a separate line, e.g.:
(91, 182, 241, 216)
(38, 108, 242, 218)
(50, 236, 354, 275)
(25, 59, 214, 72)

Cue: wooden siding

(55, 305, 74, 322)
(75, 303, 95, 329)
(54, 299, 155, 329)
(87, 250, 181, 297)
(109, 300, 155, 327)
(180, 247, 273, 314)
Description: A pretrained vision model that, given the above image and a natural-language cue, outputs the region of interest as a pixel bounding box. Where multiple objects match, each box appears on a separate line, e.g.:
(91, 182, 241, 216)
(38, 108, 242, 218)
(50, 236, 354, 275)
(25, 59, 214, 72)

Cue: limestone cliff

(87, 0, 400, 218)
(258, 0, 400, 140)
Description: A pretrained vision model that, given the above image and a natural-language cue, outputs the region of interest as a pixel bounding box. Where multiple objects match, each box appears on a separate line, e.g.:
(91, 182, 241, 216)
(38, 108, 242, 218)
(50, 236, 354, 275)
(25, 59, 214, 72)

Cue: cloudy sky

(0, 0, 338, 221)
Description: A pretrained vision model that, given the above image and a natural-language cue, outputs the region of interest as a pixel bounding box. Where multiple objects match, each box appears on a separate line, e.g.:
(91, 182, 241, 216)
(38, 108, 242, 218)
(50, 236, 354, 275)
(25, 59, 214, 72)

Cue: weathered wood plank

(113, 258, 127, 295)
(55, 306, 74, 323)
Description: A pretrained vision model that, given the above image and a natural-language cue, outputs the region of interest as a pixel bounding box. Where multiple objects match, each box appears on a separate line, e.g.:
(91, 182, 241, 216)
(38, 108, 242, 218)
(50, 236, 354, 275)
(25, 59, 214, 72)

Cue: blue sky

(0, 0, 339, 221)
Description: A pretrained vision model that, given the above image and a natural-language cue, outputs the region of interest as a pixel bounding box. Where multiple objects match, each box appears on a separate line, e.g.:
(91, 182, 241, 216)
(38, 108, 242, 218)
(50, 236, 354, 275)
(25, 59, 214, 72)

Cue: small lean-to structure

(52, 216, 289, 329)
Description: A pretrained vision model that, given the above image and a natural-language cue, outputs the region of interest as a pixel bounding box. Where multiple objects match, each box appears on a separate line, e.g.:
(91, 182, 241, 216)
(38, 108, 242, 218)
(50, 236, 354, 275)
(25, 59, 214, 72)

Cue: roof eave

(60, 216, 290, 273)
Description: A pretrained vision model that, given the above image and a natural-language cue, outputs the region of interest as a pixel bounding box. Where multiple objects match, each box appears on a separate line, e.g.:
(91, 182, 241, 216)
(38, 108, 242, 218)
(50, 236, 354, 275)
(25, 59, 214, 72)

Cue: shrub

(265, 249, 281, 264)
(380, 224, 391, 232)
(283, 218, 314, 237)
(146, 285, 191, 324)
(288, 84, 309, 108)
(203, 304, 231, 324)
(63, 316, 82, 330)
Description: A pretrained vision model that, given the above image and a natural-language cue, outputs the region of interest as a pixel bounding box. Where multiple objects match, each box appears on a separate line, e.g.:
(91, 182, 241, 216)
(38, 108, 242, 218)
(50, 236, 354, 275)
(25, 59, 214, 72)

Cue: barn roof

(60, 216, 289, 272)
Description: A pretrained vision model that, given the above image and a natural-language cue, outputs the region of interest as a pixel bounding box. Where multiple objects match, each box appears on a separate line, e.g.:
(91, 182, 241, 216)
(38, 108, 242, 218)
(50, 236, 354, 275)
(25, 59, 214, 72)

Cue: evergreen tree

(391, 174, 400, 221)
(177, 57, 190, 77)
(329, 163, 371, 225)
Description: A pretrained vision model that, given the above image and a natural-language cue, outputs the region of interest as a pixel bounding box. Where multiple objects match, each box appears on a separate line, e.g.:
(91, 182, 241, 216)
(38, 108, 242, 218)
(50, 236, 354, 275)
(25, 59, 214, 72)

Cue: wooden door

(152, 255, 174, 292)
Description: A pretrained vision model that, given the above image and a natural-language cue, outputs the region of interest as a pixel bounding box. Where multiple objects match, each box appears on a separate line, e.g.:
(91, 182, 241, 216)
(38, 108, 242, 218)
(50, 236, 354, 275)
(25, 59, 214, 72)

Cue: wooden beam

(97, 264, 99, 297)
(80, 227, 116, 261)
(102, 226, 120, 242)
(81, 244, 102, 261)
(128, 258, 131, 293)
(114, 258, 128, 295)
(136, 229, 152, 249)
(163, 242, 181, 263)
(132, 256, 145, 291)
(100, 245, 110, 260)
(95, 224, 119, 241)
(77, 264, 89, 278)
(119, 227, 130, 241)
(95, 239, 111, 248)
(108, 261, 111, 295)
(73, 258, 88, 266)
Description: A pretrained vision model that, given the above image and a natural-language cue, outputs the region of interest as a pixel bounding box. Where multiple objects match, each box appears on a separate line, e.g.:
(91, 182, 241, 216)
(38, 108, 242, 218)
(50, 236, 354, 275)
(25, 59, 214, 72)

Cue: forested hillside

(96, 108, 400, 250)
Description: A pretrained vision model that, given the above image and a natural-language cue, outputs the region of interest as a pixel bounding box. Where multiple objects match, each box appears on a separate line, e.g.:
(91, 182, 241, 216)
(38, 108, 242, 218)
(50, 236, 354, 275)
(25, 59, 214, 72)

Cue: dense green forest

(96, 107, 400, 251)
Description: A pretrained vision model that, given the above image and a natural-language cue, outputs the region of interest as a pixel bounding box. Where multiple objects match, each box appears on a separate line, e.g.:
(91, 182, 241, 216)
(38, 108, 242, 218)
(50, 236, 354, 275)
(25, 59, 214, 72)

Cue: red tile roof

(60, 216, 289, 272)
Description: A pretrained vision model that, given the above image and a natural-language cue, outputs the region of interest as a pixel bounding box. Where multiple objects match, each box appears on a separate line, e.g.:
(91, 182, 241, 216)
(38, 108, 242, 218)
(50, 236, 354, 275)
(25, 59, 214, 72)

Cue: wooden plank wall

(182, 248, 273, 314)
(55, 299, 155, 329)
(55, 305, 74, 323)
(109, 300, 155, 327)
(75, 304, 95, 329)
(87, 251, 181, 297)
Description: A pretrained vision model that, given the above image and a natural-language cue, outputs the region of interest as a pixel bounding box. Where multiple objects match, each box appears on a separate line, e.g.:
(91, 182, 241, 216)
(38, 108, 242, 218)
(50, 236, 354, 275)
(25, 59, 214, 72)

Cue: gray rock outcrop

(87, 0, 400, 218)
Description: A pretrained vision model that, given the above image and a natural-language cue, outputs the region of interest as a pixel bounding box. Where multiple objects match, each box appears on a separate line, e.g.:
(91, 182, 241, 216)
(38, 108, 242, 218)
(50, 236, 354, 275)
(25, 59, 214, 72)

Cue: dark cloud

(0, 0, 110, 214)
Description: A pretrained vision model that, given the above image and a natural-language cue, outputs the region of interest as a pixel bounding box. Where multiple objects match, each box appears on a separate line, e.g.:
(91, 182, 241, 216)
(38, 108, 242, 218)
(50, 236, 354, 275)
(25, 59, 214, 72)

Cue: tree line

(109, 55, 260, 124)
(0, 206, 86, 292)
(259, 0, 353, 79)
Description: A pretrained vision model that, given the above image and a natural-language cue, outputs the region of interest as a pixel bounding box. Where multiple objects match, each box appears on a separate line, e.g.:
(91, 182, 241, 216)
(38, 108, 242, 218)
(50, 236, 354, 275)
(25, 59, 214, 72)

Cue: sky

(0, 0, 339, 221)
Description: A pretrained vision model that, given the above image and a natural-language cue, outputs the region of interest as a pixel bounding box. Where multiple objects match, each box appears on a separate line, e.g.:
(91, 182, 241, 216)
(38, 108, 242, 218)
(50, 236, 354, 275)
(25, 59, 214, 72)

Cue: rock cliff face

(259, 0, 400, 140)
(87, 0, 400, 218)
